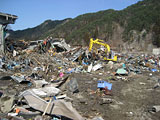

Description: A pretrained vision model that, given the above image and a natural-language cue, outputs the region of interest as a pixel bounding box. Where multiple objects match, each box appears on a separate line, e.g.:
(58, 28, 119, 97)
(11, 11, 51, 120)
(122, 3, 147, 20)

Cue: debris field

(1, 38, 160, 120)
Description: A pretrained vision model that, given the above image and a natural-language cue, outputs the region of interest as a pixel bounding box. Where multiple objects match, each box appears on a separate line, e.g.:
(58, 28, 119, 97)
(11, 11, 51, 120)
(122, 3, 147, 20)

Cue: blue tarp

(151, 68, 157, 72)
(97, 81, 112, 90)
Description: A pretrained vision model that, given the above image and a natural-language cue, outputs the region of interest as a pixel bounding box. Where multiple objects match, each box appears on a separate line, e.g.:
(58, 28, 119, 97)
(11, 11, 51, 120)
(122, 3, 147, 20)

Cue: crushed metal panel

(52, 39, 71, 51)
(20, 90, 84, 120)
(69, 48, 85, 62)
(11, 74, 30, 83)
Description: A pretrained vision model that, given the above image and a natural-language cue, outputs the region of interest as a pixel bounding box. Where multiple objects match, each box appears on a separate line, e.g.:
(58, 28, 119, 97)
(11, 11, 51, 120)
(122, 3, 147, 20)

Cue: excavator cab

(89, 38, 117, 62)
(104, 50, 117, 61)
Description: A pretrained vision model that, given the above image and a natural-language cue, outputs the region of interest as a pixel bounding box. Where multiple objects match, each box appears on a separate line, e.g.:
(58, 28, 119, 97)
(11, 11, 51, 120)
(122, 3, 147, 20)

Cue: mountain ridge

(8, 18, 71, 41)
(9, 0, 160, 51)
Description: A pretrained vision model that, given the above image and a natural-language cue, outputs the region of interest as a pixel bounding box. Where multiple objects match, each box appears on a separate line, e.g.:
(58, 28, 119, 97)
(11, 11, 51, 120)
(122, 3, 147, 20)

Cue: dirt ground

(1, 71, 160, 120)
(65, 72, 160, 120)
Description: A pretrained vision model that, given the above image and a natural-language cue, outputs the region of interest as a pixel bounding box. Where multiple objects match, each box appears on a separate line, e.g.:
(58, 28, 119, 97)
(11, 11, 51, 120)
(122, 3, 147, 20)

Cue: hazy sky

(0, 0, 141, 30)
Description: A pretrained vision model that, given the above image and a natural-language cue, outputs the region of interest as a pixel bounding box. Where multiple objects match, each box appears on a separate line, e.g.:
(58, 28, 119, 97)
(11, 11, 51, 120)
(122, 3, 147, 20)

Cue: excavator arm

(89, 38, 117, 61)
(89, 38, 110, 52)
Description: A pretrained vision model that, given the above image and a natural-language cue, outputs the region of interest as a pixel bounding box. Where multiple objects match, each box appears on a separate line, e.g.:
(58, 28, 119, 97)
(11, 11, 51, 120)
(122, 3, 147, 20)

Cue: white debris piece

(31, 86, 60, 97)
(33, 79, 49, 88)
(92, 63, 103, 71)
(87, 63, 93, 72)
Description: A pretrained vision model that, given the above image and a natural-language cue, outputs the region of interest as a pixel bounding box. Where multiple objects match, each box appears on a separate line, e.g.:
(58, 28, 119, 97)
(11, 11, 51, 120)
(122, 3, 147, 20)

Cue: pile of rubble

(0, 38, 160, 120)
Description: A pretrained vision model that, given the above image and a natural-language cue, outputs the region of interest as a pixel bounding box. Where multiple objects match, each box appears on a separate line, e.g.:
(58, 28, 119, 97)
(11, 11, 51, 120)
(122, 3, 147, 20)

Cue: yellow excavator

(89, 38, 117, 61)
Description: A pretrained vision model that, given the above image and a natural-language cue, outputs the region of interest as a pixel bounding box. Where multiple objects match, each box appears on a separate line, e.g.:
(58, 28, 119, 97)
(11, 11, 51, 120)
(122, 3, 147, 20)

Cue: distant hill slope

(8, 19, 70, 41)
(9, 0, 160, 51)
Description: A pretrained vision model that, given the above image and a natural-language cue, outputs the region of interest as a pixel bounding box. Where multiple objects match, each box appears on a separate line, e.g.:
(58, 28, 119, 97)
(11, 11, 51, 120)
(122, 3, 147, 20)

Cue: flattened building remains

(0, 12, 17, 54)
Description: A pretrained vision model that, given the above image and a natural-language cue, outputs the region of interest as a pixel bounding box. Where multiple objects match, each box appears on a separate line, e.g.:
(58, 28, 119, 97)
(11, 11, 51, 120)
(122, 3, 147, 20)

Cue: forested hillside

(9, 0, 160, 49)
(8, 19, 70, 41)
